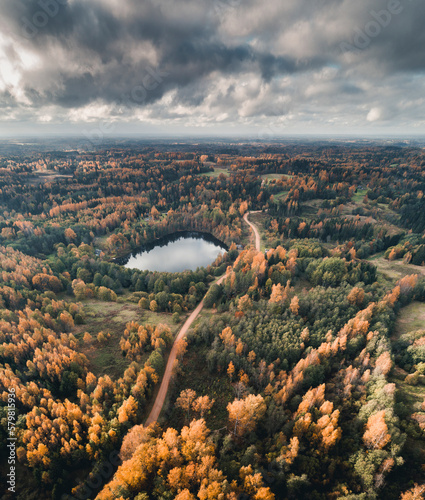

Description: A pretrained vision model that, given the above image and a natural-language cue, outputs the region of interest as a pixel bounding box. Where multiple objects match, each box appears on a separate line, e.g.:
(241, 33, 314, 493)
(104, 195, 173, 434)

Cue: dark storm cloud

(10, 1, 323, 107)
(0, 0, 424, 132)
(1, 0, 329, 108)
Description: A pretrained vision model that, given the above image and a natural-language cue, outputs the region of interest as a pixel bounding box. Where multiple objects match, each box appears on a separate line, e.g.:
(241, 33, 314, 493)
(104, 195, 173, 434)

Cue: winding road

(243, 210, 261, 252)
(144, 211, 261, 425)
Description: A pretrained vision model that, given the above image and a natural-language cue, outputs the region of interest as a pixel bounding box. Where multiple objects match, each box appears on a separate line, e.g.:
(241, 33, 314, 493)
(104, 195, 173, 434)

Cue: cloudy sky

(0, 0, 424, 137)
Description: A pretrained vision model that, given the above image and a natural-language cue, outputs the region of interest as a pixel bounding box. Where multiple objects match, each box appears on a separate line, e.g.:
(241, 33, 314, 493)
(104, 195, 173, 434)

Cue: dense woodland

(1, 141, 425, 499)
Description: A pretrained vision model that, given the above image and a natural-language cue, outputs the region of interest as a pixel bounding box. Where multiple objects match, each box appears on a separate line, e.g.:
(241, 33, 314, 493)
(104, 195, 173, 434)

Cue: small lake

(116, 232, 228, 272)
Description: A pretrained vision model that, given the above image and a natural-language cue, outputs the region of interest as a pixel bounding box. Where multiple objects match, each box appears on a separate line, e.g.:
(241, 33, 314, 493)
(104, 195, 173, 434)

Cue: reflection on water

(116, 232, 228, 272)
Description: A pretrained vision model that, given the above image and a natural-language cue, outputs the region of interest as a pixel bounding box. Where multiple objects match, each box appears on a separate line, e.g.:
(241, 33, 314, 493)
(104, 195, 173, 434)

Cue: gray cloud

(0, 0, 424, 135)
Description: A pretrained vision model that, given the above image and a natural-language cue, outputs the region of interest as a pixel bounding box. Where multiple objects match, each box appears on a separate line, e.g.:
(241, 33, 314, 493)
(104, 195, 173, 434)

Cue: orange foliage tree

(227, 394, 266, 438)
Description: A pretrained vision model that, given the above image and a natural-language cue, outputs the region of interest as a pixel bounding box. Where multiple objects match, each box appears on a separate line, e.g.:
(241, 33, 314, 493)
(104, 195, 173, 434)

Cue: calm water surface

(118, 232, 227, 272)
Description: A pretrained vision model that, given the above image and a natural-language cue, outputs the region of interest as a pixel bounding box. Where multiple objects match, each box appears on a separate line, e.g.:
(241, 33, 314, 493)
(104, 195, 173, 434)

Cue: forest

(0, 140, 425, 500)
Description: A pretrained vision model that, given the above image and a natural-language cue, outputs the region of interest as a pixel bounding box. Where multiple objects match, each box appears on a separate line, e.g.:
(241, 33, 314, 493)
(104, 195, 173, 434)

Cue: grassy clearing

(272, 190, 289, 201)
(262, 173, 294, 180)
(74, 299, 182, 378)
(261, 173, 282, 181)
(368, 257, 425, 281)
(352, 188, 368, 203)
(93, 235, 109, 248)
(367, 252, 385, 261)
(393, 374, 425, 412)
(199, 167, 229, 178)
(394, 301, 425, 339)
(340, 203, 375, 217)
(340, 193, 401, 234)
(299, 202, 321, 219)
(260, 173, 292, 183)
(25, 171, 73, 186)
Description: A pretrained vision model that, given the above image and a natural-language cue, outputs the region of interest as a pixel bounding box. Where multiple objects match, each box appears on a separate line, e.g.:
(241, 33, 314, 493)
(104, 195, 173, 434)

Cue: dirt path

(144, 212, 261, 425)
(243, 210, 261, 251)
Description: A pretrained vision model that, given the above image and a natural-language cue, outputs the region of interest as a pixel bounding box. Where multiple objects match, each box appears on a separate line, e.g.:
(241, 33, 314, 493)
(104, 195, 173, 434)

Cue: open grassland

(351, 188, 368, 203)
(199, 166, 229, 178)
(368, 256, 425, 281)
(394, 301, 425, 338)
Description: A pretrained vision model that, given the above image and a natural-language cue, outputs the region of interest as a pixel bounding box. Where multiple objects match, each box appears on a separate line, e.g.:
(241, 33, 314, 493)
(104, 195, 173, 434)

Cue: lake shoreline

(113, 230, 229, 271)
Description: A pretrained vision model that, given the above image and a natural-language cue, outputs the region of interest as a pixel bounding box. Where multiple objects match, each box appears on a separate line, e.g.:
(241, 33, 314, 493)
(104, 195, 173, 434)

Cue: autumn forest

(1, 140, 425, 500)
